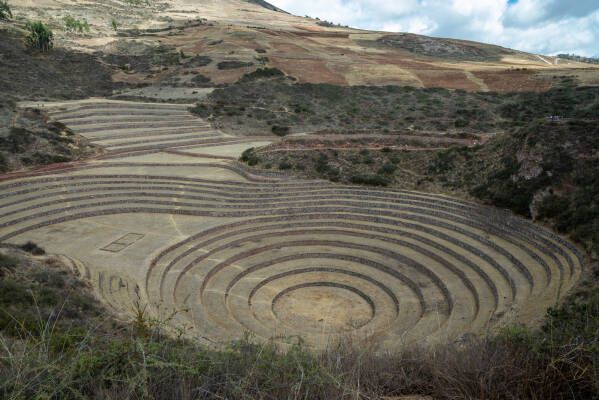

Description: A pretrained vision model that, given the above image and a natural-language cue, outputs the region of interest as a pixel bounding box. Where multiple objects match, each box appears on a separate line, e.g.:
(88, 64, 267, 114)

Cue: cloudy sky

(268, 0, 599, 57)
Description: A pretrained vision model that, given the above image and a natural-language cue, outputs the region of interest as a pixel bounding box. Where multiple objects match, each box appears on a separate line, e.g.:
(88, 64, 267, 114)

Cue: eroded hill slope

(3, 0, 598, 92)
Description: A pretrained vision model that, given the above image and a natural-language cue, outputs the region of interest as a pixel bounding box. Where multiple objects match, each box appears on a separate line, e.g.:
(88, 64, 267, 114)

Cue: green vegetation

(124, 0, 150, 5)
(217, 60, 253, 70)
(193, 75, 599, 136)
(558, 53, 599, 65)
(240, 147, 260, 166)
(317, 20, 340, 27)
(0, 124, 75, 168)
(428, 120, 599, 255)
(190, 73, 212, 87)
(0, 0, 11, 20)
(377, 161, 397, 175)
(64, 15, 90, 33)
(238, 67, 284, 83)
(19, 241, 46, 255)
(350, 174, 389, 186)
(0, 103, 100, 173)
(259, 118, 599, 256)
(25, 21, 54, 52)
(366, 34, 510, 62)
(111, 17, 118, 31)
(271, 124, 290, 136)
(238, 86, 599, 259)
(0, 250, 104, 338)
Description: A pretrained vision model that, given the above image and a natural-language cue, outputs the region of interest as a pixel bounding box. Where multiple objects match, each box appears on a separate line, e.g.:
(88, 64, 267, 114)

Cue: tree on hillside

(64, 15, 90, 33)
(0, 0, 12, 20)
(25, 21, 54, 52)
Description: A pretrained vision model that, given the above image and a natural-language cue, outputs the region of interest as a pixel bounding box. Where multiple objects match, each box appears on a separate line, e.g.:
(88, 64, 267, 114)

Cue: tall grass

(2, 311, 598, 399)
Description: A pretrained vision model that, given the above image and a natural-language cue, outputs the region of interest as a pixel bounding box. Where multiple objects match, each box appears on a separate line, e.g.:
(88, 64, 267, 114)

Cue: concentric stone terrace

(0, 100, 584, 349)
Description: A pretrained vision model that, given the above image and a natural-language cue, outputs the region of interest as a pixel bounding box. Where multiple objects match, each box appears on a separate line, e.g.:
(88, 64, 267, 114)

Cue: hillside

(2, 0, 598, 100)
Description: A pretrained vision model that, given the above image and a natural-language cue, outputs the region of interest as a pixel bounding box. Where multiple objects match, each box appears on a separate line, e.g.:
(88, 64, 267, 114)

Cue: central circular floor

(272, 283, 375, 333)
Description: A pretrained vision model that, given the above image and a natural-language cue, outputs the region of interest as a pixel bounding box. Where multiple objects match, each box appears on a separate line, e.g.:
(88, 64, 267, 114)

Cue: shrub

(279, 160, 292, 170)
(362, 154, 374, 164)
(238, 67, 284, 83)
(240, 148, 260, 166)
(377, 162, 397, 175)
(189, 103, 211, 118)
(111, 18, 118, 31)
(217, 61, 253, 70)
(0, 153, 6, 173)
(25, 21, 54, 52)
(191, 74, 212, 87)
(0, 253, 17, 277)
(19, 241, 46, 256)
(64, 16, 90, 33)
(350, 174, 390, 186)
(0, 0, 11, 20)
(271, 125, 290, 137)
(455, 119, 470, 128)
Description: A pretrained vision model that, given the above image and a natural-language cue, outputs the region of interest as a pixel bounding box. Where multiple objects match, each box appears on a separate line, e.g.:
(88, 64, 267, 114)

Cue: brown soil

(414, 70, 481, 91)
(269, 57, 347, 84)
(473, 70, 552, 92)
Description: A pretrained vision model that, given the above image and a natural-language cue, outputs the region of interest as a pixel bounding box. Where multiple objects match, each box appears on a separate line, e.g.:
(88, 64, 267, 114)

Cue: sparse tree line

(558, 53, 599, 65)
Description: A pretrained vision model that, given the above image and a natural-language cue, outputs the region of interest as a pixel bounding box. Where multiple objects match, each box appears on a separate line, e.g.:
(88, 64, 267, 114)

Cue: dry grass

(2, 322, 598, 399)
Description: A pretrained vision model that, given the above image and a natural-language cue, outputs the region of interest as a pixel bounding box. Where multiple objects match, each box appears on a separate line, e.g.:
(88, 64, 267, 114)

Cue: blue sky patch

(270, 0, 598, 56)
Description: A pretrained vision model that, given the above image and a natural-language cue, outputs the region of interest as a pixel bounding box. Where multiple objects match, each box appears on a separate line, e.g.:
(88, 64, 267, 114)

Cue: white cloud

(268, 0, 599, 56)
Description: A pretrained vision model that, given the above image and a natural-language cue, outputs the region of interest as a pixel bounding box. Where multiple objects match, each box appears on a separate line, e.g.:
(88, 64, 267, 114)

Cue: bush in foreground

(0, 0, 11, 20)
(2, 308, 598, 399)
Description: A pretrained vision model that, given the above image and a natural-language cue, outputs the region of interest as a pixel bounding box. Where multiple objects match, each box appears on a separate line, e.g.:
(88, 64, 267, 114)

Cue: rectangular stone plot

(114, 233, 145, 246)
(101, 233, 145, 253)
(101, 243, 128, 253)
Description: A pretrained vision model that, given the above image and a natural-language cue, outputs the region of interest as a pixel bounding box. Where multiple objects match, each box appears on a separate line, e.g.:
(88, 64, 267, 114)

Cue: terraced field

(0, 100, 585, 349)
